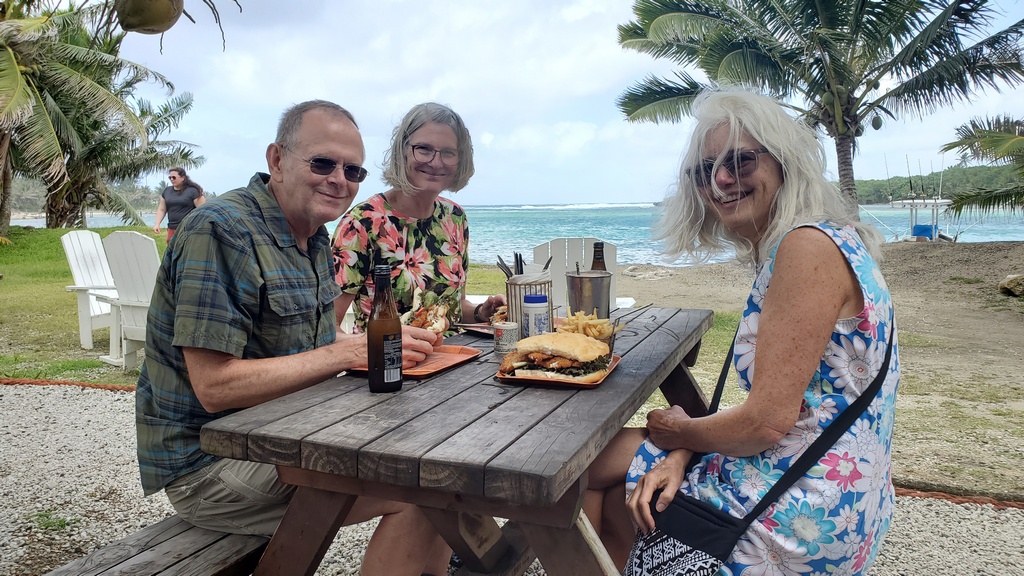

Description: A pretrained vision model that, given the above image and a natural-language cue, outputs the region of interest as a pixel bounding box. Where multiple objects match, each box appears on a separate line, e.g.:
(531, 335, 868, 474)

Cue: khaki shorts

(164, 459, 295, 537)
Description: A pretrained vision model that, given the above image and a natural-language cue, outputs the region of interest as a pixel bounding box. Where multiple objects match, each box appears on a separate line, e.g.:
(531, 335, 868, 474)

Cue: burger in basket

(498, 332, 611, 384)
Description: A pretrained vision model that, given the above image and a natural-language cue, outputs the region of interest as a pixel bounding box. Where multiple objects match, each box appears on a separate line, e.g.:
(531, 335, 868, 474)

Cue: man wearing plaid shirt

(135, 100, 450, 576)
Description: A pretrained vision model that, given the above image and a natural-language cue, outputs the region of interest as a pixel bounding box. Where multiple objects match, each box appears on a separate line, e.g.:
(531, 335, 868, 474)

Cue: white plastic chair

(532, 238, 634, 310)
(61, 230, 117, 349)
(95, 231, 161, 370)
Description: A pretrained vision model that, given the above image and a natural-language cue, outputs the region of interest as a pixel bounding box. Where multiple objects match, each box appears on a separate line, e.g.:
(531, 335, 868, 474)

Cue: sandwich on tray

(498, 332, 611, 384)
(400, 287, 454, 334)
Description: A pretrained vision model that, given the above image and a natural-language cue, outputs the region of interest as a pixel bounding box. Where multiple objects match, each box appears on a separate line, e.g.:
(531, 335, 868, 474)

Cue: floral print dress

(333, 193, 469, 332)
(627, 222, 899, 575)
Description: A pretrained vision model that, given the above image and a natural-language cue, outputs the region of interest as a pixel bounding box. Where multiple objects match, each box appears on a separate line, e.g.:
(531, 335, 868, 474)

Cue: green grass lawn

(0, 226, 166, 387)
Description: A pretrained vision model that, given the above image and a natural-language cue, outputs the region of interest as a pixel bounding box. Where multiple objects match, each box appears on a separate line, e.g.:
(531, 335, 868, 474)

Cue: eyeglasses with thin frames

(688, 147, 770, 188)
(410, 144, 458, 166)
(281, 145, 368, 183)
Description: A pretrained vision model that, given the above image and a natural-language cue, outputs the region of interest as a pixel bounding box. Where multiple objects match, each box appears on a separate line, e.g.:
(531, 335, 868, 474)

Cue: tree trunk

(0, 132, 11, 239)
(834, 132, 860, 219)
(45, 189, 77, 228)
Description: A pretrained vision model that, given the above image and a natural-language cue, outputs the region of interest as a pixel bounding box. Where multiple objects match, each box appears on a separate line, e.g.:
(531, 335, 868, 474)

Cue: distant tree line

(854, 164, 1017, 205)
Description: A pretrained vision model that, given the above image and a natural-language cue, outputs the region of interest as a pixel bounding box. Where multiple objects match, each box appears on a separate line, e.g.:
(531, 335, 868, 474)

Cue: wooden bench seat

(44, 515, 268, 576)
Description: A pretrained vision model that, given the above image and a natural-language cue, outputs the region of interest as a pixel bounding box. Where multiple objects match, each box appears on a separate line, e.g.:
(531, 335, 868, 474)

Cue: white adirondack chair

(532, 237, 635, 310)
(96, 231, 161, 370)
(61, 230, 118, 349)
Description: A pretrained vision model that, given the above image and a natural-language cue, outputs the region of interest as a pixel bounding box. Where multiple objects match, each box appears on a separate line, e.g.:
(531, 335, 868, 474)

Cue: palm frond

(37, 60, 148, 146)
(13, 87, 67, 187)
(47, 41, 172, 91)
(941, 115, 1024, 160)
(40, 90, 84, 154)
(0, 16, 56, 44)
(889, 1, 988, 74)
(948, 184, 1024, 217)
(617, 72, 709, 123)
(98, 184, 147, 225)
(619, 23, 702, 64)
(140, 93, 194, 140)
(882, 40, 1024, 117)
(702, 35, 791, 96)
(0, 46, 36, 129)
(629, 0, 722, 28)
(647, 8, 725, 44)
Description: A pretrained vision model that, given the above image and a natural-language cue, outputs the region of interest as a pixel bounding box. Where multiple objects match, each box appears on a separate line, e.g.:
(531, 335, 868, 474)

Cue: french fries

(555, 309, 623, 341)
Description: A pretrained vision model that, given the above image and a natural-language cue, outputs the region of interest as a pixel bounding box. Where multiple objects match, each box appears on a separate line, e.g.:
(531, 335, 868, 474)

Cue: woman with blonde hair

(333, 102, 505, 332)
(585, 87, 898, 575)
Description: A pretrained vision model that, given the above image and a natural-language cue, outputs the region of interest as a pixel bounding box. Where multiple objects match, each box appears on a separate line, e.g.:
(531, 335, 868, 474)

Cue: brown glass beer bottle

(590, 241, 607, 271)
(367, 264, 402, 392)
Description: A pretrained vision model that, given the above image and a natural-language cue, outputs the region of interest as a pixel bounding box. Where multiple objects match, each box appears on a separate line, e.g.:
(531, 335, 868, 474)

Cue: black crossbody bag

(624, 320, 894, 576)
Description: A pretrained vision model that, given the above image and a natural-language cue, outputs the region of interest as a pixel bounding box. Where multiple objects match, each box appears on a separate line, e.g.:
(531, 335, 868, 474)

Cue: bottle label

(383, 333, 402, 383)
(523, 309, 549, 338)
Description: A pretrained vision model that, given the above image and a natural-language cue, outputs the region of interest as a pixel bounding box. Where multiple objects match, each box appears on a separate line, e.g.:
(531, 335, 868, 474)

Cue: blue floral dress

(627, 223, 899, 575)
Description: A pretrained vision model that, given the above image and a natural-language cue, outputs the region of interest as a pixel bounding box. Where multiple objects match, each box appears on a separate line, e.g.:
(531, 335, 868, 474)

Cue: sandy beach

(2, 240, 1023, 574)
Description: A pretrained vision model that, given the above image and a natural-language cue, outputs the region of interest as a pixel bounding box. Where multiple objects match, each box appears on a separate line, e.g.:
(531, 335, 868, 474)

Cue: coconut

(115, 0, 184, 34)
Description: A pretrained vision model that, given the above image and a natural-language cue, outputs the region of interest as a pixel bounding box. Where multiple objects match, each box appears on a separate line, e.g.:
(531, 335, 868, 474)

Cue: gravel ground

(3, 384, 1023, 575)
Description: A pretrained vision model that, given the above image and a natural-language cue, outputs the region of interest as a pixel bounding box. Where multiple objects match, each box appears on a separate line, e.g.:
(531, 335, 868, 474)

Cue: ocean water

(12, 202, 1024, 266)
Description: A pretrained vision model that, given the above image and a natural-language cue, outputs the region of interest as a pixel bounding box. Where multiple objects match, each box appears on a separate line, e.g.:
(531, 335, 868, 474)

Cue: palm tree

(47, 92, 206, 228)
(941, 115, 1024, 216)
(40, 5, 204, 227)
(0, 2, 170, 235)
(0, 2, 201, 233)
(617, 0, 1024, 213)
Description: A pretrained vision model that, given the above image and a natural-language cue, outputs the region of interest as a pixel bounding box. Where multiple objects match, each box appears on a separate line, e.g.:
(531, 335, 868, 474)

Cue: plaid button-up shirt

(136, 173, 341, 495)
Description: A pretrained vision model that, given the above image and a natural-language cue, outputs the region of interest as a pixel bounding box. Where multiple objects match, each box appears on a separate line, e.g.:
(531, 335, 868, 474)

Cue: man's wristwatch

(473, 303, 486, 323)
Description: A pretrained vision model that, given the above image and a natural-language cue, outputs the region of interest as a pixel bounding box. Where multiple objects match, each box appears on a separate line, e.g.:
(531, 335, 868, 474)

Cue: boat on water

(887, 198, 955, 242)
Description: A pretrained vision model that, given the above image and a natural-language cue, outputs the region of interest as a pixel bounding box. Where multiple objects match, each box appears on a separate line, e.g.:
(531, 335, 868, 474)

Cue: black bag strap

(701, 315, 894, 525)
(706, 329, 737, 415)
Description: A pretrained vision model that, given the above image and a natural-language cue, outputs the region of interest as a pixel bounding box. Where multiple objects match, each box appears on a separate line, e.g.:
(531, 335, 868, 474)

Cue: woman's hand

(479, 294, 507, 321)
(627, 449, 691, 534)
(401, 325, 441, 368)
(465, 294, 508, 324)
(645, 405, 692, 451)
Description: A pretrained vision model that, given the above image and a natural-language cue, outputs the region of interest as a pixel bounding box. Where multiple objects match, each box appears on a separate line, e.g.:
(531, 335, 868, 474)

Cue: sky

(117, 0, 1023, 206)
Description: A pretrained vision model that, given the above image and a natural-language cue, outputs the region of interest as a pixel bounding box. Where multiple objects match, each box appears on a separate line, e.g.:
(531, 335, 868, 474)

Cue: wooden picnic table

(200, 306, 714, 575)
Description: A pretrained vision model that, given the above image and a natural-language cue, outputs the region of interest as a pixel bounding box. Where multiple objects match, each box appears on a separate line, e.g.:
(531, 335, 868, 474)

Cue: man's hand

(401, 325, 441, 368)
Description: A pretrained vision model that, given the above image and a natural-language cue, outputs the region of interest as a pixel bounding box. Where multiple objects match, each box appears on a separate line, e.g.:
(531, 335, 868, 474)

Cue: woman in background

(584, 87, 899, 574)
(333, 102, 505, 332)
(154, 167, 205, 242)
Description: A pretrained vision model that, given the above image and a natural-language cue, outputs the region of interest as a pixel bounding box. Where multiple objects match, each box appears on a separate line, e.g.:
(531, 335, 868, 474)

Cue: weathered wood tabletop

(201, 306, 713, 576)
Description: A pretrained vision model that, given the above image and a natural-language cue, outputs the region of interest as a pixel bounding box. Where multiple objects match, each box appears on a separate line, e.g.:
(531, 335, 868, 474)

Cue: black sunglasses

(688, 147, 770, 187)
(281, 145, 368, 183)
(306, 157, 368, 183)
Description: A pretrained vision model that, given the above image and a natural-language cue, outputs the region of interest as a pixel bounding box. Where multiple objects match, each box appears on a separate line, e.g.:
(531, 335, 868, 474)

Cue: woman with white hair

(584, 87, 899, 574)
(333, 102, 505, 332)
